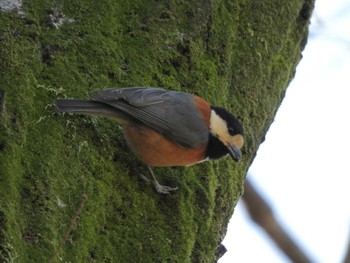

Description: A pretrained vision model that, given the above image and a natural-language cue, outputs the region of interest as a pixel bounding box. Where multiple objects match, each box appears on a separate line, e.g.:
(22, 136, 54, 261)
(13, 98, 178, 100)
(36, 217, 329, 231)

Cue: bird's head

(209, 106, 244, 161)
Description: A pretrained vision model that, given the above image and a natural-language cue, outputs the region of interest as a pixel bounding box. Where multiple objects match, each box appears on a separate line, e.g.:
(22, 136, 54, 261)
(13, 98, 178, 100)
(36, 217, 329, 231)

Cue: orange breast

(124, 125, 207, 167)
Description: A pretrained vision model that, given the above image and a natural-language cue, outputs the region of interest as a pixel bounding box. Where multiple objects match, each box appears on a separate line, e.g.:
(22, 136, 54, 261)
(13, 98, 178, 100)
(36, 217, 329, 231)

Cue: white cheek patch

(209, 110, 230, 144)
(210, 110, 244, 149)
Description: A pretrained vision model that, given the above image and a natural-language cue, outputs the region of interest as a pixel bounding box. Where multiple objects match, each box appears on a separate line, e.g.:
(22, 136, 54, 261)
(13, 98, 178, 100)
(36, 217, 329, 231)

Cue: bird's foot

(153, 183, 178, 194)
(139, 166, 178, 194)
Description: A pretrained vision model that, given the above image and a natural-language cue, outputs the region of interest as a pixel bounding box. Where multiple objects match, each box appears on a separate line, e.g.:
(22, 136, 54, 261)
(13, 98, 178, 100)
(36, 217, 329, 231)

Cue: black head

(207, 106, 244, 161)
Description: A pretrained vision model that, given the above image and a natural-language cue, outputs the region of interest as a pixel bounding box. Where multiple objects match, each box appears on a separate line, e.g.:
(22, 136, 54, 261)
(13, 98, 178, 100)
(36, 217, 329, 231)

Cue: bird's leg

(139, 166, 178, 194)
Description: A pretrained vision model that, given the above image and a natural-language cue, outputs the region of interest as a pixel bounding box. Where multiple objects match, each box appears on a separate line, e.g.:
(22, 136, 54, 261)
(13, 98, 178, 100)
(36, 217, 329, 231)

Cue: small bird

(55, 88, 244, 194)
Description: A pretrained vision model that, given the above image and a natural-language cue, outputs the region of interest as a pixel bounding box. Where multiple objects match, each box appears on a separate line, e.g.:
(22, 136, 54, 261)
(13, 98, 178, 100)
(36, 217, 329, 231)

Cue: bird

(54, 87, 244, 194)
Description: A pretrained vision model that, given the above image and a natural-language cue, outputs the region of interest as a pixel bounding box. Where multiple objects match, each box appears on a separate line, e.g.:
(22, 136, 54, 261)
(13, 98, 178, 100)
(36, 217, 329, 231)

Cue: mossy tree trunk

(0, 0, 314, 262)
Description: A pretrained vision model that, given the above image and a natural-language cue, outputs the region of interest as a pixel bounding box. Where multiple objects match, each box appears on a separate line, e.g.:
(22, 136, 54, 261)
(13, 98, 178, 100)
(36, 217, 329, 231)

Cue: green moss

(0, 0, 314, 262)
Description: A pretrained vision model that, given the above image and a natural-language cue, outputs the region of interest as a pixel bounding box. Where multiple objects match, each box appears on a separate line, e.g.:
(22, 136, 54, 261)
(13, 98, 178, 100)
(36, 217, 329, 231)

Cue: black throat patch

(205, 133, 228, 159)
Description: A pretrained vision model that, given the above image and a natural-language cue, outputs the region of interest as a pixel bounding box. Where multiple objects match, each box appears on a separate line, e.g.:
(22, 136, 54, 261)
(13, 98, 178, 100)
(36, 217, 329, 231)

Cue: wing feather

(91, 88, 209, 148)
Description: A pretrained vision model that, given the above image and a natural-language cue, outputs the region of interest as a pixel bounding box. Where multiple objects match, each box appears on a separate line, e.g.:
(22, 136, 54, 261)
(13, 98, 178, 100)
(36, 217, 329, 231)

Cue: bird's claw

(154, 184, 179, 194)
(139, 173, 178, 194)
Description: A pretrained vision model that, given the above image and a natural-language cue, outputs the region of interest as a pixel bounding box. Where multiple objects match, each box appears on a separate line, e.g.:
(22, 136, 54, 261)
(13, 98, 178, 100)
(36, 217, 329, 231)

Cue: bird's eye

(228, 127, 235, 135)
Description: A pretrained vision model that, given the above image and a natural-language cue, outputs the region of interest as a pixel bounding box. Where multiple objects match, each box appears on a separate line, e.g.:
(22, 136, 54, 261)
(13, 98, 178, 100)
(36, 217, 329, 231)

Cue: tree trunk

(0, 0, 314, 262)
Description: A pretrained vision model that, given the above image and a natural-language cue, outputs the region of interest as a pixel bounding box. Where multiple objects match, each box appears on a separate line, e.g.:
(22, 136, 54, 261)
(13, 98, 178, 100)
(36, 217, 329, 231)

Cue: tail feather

(54, 99, 123, 119)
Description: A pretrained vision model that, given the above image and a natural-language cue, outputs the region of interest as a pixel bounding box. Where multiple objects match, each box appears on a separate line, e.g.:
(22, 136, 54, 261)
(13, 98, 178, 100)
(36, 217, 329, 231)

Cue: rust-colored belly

(124, 125, 207, 167)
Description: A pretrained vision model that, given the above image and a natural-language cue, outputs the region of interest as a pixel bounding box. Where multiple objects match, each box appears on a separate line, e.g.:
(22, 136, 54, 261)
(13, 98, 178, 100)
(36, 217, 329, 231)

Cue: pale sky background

(220, 0, 350, 262)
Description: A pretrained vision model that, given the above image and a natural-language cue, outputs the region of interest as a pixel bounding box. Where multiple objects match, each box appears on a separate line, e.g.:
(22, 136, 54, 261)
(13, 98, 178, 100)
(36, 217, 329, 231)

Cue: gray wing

(91, 87, 209, 148)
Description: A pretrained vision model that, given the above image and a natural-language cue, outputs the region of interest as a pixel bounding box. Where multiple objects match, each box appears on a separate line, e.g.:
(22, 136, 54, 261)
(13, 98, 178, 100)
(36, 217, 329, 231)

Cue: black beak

(227, 144, 242, 162)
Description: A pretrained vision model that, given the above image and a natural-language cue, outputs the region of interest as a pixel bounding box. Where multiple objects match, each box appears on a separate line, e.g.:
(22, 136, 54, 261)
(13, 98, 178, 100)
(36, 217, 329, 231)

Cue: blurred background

(220, 0, 350, 262)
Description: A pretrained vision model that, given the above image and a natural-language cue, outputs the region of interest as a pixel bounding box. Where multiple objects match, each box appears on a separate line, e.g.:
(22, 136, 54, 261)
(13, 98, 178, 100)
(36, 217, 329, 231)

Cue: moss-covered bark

(0, 0, 314, 262)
